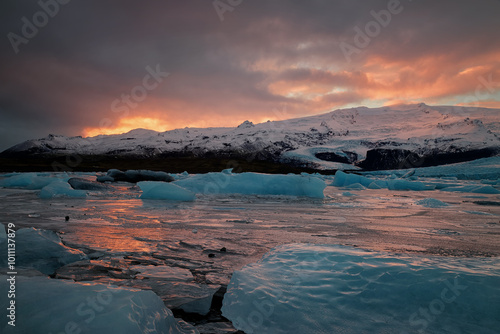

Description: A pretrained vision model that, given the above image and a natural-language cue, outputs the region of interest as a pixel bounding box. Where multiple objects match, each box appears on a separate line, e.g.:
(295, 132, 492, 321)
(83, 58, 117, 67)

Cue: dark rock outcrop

(96, 169, 175, 183)
(315, 151, 358, 164)
(357, 147, 500, 170)
(68, 178, 111, 190)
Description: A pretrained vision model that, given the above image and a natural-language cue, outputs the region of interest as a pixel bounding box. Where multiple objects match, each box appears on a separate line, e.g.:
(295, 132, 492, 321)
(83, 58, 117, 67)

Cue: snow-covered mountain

(3, 103, 500, 171)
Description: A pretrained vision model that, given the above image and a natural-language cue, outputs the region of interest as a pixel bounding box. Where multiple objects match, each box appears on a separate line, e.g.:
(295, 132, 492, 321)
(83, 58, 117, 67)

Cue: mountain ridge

(2, 103, 499, 172)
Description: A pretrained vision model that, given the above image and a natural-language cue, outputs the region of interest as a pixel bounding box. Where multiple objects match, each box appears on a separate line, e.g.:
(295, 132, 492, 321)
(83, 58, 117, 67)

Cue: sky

(1, 0, 499, 151)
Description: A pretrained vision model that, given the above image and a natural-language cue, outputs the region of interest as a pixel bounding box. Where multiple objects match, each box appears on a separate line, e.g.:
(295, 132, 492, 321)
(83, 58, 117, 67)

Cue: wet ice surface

(222, 244, 500, 334)
(1, 171, 500, 333)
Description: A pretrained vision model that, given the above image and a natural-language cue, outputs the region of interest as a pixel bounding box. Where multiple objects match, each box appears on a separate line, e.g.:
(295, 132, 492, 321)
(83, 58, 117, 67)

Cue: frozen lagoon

(0, 159, 499, 333)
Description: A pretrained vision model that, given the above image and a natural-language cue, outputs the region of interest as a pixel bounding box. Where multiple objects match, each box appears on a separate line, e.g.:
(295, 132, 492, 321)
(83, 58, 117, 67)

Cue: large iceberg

(0, 226, 87, 275)
(173, 170, 326, 198)
(0, 275, 197, 334)
(222, 243, 500, 334)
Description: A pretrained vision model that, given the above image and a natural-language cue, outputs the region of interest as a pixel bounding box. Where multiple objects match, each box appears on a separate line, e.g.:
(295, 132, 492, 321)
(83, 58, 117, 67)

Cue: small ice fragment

(415, 198, 449, 208)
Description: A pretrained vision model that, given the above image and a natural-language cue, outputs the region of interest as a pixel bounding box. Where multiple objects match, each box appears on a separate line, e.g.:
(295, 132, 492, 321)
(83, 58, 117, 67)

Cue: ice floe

(222, 243, 500, 334)
(0, 275, 197, 333)
(174, 169, 326, 198)
(0, 226, 87, 275)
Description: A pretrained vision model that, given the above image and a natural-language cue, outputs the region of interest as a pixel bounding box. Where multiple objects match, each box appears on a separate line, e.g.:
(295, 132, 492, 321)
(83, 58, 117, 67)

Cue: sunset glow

(1, 1, 499, 149)
(83, 117, 171, 137)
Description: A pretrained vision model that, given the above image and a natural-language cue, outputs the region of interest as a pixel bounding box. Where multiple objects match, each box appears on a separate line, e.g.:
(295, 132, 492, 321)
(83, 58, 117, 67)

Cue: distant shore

(0, 154, 334, 174)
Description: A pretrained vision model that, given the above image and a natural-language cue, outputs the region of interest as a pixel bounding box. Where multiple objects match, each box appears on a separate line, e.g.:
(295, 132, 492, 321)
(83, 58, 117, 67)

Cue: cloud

(0, 0, 499, 150)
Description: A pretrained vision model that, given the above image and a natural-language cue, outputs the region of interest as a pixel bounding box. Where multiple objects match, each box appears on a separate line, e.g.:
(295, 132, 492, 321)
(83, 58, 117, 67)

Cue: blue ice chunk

(368, 180, 386, 189)
(138, 181, 196, 201)
(386, 179, 435, 191)
(0, 276, 197, 333)
(463, 210, 495, 216)
(442, 185, 500, 194)
(39, 180, 87, 198)
(0, 173, 57, 189)
(0, 227, 87, 275)
(333, 171, 434, 191)
(344, 183, 366, 190)
(415, 198, 450, 208)
(331, 171, 372, 188)
(174, 172, 326, 198)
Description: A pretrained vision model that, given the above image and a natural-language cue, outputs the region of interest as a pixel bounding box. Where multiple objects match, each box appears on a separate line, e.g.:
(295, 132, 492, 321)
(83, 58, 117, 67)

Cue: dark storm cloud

(0, 0, 499, 150)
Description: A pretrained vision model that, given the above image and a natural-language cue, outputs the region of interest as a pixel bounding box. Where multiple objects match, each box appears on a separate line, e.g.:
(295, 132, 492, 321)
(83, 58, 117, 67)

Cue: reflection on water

(0, 176, 499, 276)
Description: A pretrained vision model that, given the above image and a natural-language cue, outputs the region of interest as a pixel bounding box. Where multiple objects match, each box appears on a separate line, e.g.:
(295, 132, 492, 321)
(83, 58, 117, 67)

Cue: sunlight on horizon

(82, 114, 287, 138)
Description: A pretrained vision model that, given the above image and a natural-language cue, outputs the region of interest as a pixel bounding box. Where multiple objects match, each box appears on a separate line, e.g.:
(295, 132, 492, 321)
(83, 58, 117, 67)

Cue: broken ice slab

(130, 279, 220, 316)
(0, 227, 87, 275)
(0, 275, 198, 334)
(222, 243, 500, 334)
